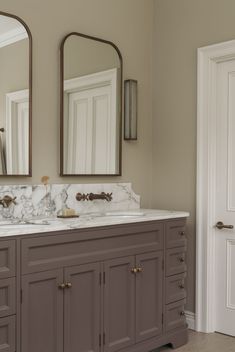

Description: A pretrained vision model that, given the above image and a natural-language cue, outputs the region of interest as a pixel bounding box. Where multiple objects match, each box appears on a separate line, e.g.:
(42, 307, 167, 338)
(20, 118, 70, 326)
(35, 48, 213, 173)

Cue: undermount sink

(0, 219, 50, 230)
(103, 211, 145, 218)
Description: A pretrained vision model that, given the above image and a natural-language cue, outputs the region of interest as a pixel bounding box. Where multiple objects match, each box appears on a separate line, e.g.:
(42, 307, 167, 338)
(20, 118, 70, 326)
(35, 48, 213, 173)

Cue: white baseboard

(185, 311, 195, 330)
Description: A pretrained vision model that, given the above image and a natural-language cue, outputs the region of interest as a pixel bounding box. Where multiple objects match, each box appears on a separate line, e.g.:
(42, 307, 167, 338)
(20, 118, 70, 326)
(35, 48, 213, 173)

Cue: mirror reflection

(0, 13, 31, 176)
(61, 33, 122, 175)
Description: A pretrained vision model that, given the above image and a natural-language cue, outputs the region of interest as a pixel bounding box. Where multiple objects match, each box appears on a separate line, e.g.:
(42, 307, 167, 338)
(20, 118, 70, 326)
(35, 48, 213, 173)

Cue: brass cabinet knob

(65, 282, 72, 288)
(131, 268, 138, 274)
(58, 283, 66, 289)
(137, 267, 143, 273)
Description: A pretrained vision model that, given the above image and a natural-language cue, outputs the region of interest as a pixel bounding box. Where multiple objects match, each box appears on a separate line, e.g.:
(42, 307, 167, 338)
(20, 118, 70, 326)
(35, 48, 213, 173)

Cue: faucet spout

(76, 192, 113, 202)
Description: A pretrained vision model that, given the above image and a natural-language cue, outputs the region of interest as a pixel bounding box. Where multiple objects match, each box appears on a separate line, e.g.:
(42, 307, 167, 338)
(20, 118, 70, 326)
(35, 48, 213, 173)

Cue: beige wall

(0, 0, 154, 209)
(64, 35, 120, 80)
(153, 0, 235, 312)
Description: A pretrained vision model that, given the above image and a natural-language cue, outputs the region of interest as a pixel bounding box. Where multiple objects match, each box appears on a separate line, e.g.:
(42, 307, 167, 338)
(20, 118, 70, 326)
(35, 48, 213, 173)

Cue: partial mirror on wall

(60, 33, 122, 176)
(0, 12, 32, 176)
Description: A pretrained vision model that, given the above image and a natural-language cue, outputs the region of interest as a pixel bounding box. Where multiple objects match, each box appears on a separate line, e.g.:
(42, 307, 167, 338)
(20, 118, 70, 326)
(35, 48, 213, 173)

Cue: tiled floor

(155, 330, 235, 352)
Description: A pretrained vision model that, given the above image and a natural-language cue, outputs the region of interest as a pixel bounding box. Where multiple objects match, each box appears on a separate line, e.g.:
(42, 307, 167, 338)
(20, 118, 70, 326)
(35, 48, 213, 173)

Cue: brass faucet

(76, 192, 113, 202)
(0, 195, 17, 208)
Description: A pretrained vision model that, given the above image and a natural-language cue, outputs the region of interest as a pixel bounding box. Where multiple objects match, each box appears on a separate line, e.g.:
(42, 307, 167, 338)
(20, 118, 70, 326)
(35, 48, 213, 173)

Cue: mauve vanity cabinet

(0, 218, 188, 352)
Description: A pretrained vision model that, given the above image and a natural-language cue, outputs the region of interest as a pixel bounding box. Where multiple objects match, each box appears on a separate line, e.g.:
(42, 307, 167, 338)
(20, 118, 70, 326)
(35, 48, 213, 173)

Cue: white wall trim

(0, 27, 27, 48)
(64, 68, 117, 92)
(196, 39, 235, 333)
(185, 311, 196, 331)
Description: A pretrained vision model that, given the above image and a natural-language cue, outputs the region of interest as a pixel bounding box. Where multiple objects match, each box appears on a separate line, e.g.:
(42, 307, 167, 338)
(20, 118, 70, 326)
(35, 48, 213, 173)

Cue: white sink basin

(0, 219, 50, 230)
(104, 211, 145, 218)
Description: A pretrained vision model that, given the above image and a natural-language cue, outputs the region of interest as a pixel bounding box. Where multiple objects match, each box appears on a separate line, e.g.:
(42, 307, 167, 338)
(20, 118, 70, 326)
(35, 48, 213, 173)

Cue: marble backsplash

(0, 183, 140, 220)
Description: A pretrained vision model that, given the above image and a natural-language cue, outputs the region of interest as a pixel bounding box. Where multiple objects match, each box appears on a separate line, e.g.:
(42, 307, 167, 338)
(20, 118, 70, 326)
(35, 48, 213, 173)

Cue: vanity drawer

(165, 299, 186, 332)
(165, 247, 186, 277)
(0, 241, 15, 279)
(0, 278, 16, 318)
(166, 220, 187, 249)
(21, 223, 164, 274)
(165, 272, 186, 304)
(0, 315, 15, 352)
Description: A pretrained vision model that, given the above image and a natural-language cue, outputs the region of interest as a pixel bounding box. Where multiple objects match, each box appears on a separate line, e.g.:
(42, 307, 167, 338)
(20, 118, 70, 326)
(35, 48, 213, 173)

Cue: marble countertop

(0, 209, 190, 237)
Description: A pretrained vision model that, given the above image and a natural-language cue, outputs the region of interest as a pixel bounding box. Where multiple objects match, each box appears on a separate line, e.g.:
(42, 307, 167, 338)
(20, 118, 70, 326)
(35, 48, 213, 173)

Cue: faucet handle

(1, 195, 17, 208)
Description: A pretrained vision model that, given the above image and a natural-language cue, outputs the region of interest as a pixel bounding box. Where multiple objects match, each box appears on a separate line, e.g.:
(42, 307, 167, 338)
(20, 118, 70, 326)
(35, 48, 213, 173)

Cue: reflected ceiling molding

(0, 26, 27, 48)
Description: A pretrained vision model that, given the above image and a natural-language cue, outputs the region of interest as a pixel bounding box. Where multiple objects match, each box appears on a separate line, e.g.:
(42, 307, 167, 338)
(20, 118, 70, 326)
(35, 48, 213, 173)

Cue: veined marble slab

(0, 209, 190, 237)
(0, 183, 140, 220)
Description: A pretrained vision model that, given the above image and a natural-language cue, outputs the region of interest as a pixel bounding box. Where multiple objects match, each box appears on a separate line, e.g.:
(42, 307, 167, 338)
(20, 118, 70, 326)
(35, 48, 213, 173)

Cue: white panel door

(215, 60, 235, 336)
(67, 84, 115, 174)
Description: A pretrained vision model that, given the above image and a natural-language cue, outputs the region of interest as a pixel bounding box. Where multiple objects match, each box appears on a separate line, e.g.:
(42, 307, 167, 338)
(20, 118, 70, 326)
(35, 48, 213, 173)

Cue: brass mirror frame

(60, 32, 123, 176)
(0, 11, 32, 177)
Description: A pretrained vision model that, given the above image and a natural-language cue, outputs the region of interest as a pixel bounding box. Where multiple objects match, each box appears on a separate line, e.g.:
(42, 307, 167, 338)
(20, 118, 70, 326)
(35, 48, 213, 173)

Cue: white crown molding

(0, 27, 27, 48)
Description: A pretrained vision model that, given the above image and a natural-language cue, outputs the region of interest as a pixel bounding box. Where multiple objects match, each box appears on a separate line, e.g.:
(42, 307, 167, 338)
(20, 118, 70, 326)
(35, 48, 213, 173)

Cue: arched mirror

(60, 33, 122, 176)
(0, 12, 32, 176)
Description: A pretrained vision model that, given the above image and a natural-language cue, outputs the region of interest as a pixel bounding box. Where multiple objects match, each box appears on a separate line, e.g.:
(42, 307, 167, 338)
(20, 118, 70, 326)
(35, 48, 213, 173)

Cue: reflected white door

(67, 85, 116, 174)
(5, 89, 29, 174)
(215, 60, 235, 336)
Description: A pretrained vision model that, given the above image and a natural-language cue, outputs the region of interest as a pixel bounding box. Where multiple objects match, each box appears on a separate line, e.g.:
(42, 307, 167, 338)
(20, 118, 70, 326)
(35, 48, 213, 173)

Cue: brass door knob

(65, 282, 72, 288)
(216, 221, 234, 230)
(131, 268, 138, 274)
(58, 283, 66, 289)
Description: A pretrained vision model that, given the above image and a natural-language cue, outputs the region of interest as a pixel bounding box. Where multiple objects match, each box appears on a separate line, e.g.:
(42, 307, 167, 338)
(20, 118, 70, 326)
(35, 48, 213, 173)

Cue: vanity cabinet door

(103, 256, 135, 352)
(136, 251, 163, 342)
(21, 269, 64, 352)
(64, 263, 101, 352)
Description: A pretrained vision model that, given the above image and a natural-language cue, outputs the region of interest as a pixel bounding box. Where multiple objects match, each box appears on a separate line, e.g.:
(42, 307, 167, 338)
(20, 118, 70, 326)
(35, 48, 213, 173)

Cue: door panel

(64, 263, 101, 352)
(21, 269, 64, 352)
(136, 251, 163, 342)
(0, 316, 15, 352)
(215, 60, 235, 336)
(103, 256, 135, 352)
(0, 278, 15, 318)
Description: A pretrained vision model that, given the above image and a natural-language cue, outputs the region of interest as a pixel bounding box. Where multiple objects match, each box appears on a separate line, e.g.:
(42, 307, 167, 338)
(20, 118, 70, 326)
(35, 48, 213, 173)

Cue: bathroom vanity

(0, 209, 188, 352)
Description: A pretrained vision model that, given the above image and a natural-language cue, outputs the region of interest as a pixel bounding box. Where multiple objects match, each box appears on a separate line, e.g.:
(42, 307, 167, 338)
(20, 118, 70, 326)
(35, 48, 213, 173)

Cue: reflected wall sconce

(124, 79, 137, 140)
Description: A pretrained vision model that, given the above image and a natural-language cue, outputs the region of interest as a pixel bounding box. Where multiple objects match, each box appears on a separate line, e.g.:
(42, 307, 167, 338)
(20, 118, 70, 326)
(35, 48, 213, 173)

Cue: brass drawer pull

(179, 257, 185, 263)
(131, 268, 138, 274)
(178, 283, 185, 289)
(180, 311, 185, 316)
(65, 282, 72, 288)
(58, 283, 66, 289)
(179, 231, 185, 236)
(137, 267, 143, 273)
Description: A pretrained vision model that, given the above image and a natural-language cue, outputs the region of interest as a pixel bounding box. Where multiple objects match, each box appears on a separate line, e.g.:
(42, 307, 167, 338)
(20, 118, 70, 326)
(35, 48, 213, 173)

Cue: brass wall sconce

(124, 79, 137, 140)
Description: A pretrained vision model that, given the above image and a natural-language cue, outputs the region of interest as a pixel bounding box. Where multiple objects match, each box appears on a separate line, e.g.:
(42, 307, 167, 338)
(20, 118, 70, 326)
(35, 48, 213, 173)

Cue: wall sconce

(124, 79, 137, 140)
